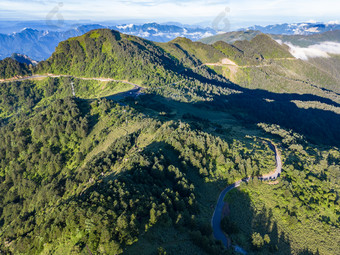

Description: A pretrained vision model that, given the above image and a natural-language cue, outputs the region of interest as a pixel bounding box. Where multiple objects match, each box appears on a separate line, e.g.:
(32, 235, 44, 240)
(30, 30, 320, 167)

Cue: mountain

(10, 53, 38, 66)
(203, 33, 340, 94)
(112, 22, 216, 42)
(1, 21, 338, 62)
(0, 25, 106, 61)
(35, 29, 183, 86)
(157, 37, 227, 69)
(0, 53, 38, 80)
(200, 30, 263, 44)
(0, 20, 95, 34)
(0, 57, 31, 79)
(0, 23, 216, 61)
(245, 21, 340, 35)
(200, 29, 340, 47)
(32, 29, 340, 141)
(200, 33, 293, 66)
(271, 29, 340, 47)
(231, 34, 293, 59)
(0, 28, 339, 255)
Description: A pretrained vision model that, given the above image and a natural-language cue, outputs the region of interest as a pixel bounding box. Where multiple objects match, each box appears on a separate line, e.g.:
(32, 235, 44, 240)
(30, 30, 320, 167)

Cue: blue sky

(0, 0, 339, 28)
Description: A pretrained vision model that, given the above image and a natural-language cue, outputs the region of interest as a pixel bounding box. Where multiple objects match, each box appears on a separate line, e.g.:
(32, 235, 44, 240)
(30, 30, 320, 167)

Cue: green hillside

(36, 29, 182, 87)
(210, 34, 292, 66)
(233, 34, 293, 59)
(0, 29, 339, 255)
(199, 34, 340, 100)
(0, 57, 32, 79)
(212, 41, 248, 65)
(159, 37, 226, 65)
(199, 30, 263, 44)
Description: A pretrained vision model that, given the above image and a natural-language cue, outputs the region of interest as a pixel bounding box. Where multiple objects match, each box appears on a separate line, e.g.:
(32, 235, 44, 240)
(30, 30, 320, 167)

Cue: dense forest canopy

(0, 57, 32, 79)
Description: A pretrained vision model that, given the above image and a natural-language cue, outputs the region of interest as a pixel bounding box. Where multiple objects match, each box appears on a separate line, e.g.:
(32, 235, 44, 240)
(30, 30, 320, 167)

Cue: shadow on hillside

(193, 67, 340, 146)
(114, 140, 320, 255)
(224, 187, 320, 255)
(70, 66, 337, 254)
(128, 66, 340, 147)
(63, 110, 321, 255)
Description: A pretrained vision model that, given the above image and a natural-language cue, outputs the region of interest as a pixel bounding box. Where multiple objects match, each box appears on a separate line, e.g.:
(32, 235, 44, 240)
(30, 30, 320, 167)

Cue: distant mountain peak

(11, 53, 38, 66)
(0, 22, 217, 61)
(244, 21, 340, 35)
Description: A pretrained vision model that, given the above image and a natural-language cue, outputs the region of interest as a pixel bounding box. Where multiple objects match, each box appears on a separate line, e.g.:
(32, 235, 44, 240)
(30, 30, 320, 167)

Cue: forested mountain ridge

(0, 28, 339, 255)
(200, 29, 340, 47)
(0, 57, 32, 79)
(35, 29, 292, 80)
(2, 28, 340, 147)
(35, 29, 184, 87)
(0, 23, 216, 61)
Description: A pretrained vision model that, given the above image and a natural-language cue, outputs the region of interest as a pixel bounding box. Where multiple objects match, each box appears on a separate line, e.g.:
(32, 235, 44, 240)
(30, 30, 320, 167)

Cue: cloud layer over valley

(284, 41, 340, 60)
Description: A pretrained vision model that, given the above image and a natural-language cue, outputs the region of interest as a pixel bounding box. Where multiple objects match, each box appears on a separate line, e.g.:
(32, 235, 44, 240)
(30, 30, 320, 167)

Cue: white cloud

(313, 42, 340, 54)
(275, 39, 283, 45)
(0, 0, 228, 21)
(326, 20, 339, 25)
(116, 24, 134, 29)
(0, 0, 340, 25)
(286, 42, 340, 60)
(307, 19, 317, 23)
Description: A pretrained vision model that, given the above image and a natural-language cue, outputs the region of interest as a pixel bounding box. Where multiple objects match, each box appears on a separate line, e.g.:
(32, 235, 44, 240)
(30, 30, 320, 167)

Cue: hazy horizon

(0, 18, 338, 33)
(0, 0, 339, 31)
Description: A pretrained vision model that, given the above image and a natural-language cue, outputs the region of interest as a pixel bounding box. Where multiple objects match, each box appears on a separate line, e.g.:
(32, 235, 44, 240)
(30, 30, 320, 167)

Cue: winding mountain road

(201, 57, 296, 69)
(211, 140, 282, 252)
(0, 74, 139, 86)
(0, 74, 144, 98)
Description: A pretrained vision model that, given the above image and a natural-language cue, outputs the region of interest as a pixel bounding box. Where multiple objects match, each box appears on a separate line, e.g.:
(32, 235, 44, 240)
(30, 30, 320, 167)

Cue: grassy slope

(306, 55, 340, 92)
(158, 37, 227, 65)
(199, 30, 263, 44)
(207, 34, 293, 67)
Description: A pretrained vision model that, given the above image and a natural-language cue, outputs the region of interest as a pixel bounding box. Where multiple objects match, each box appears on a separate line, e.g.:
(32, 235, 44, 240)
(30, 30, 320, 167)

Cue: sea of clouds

(279, 41, 340, 60)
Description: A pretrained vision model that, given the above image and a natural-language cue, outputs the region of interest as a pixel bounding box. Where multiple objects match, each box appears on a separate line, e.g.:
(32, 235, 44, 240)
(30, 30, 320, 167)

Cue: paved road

(259, 141, 282, 181)
(201, 57, 296, 69)
(1, 74, 142, 87)
(0, 74, 144, 99)
(211, 140, 282, 253)
(0, 75, 49, 82)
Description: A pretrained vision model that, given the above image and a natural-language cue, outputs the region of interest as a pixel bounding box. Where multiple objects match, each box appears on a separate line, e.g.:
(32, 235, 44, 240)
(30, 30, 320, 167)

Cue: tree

(150, 207, 157, 225)
(158, 247, 167, 255)
(251, 232, 264, 250)
(264, 234, 270, 244)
